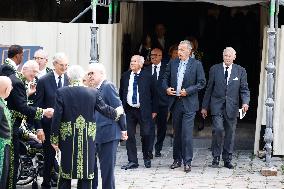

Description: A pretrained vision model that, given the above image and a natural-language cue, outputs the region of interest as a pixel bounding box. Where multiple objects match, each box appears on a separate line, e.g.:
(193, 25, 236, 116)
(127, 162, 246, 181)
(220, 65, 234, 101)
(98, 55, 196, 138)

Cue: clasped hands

(166, 87, 187, 96)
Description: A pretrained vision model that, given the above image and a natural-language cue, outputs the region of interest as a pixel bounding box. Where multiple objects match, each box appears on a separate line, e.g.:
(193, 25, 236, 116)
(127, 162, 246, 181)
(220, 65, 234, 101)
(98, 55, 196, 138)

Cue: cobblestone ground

(20, 142, 284, 189)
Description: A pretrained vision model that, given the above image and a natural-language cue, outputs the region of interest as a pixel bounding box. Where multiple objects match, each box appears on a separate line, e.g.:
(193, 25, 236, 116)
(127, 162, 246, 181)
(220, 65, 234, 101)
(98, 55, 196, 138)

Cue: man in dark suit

(120, 55, 157, 169)
(50, 65, 125, 189)
(201, 47, 250, 169)
(162, 40, 206, 173)
(144, 48, 169, 157)
(86, 63, 127, 189)
(34, 52, 70, 189)
(0, 45, 54, 189)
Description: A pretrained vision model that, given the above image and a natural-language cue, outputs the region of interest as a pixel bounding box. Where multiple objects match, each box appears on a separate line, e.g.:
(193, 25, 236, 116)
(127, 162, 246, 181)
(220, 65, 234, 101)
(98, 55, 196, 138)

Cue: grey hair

(88, 63, 106, 80)
(34, 49, 48, 59)
(67, 65, 85, 82)
(179, 40, 192, 50)
(21, 60, 39, 72)
(223, 47, 236, 56)
(52, 52, 68, 65)
(132, 55, 145, 65)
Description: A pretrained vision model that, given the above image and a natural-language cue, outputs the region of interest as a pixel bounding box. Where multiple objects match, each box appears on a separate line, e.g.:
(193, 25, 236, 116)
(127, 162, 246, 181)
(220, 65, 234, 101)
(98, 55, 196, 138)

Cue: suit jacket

(143, 62, 169, 107)
(51, 86, 118, 179)
(34, 71, 70, 130)
(119, 69, 158, 122)
(0, 64, 15, 77)
(95, 80, 126, 144)
(202, 63, 250, 119)
(162, 57, 206, 112)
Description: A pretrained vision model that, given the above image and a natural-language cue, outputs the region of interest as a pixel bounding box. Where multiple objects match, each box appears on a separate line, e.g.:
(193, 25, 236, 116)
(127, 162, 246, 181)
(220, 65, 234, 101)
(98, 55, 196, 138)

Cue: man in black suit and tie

(86, 63, 128, 189)
(120, 55, 157, 169)
(34, 52, 70, 189)
(144, 48, 169, 157)
(163, 40, 206, 173)
(201, 47, 250, 169)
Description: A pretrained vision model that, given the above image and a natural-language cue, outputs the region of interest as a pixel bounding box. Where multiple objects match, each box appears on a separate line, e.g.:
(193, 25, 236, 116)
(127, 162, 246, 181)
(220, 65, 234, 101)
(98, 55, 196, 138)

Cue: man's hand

(28, 83, 36, 97)
(37, 129, 45, 142)
(166, 87, 176, 96)
(51, 144, 59, 152)
(43, 108, 54, 118)
(180, 89, 187, 97)
(201, 108, 208, 119)
(152, 113, 157, 119)
(121, 131, 128, 141)
(242, 104, 249, 112)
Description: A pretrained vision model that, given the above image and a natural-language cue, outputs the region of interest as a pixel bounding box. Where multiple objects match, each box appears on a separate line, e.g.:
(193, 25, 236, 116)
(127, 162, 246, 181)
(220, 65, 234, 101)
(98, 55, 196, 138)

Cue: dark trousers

(0, 144, 10, 189)
(11, 124, 21, 189)
(154, 106, 169, 152)
(58, 177, 91, 189)
(211, 111, 237, 162)
(126, 106, 153, 163)
(92, 140, 119, 189)
(172, 99, 196, 165)
(42, 128, 56, 187)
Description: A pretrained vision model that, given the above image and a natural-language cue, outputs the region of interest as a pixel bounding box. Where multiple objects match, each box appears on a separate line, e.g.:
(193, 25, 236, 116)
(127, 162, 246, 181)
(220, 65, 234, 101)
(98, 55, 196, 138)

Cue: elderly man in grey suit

(163, 40, 206, 173)
(201, 47, 250, 169)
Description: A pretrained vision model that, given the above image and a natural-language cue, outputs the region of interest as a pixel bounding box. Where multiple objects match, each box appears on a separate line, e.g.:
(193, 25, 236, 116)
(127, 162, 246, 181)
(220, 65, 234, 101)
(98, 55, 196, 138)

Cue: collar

(180, 58, 189, 64)
(54, 71, 64, 79)
(96, 80, 105, 89)
(223, 63, 233, 69)
(131, 69, 141, 75)
(5, 58, 18, 70)
(152, 62, 161, 68)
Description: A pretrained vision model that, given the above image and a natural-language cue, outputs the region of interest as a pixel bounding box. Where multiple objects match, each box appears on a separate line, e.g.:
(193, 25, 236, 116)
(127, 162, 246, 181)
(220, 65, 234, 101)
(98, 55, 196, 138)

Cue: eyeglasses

(33, 57, 46, 60)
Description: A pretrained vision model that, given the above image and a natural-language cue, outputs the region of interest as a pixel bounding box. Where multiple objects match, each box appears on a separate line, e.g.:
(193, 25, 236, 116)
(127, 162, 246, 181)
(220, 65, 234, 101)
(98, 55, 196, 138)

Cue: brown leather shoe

(184, 164, 191, 173)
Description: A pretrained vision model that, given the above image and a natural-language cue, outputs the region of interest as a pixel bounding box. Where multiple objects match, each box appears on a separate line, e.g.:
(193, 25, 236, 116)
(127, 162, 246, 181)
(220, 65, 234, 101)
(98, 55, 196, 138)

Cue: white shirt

(223, 63, 233, 85)
(37, 68, 47, 79)
(127, 70, 141, 108)
(152, 62, 161, 80)
(54, 72, 65, 87)
(6, 58, 18, 70)
(96, 80, 104, 89)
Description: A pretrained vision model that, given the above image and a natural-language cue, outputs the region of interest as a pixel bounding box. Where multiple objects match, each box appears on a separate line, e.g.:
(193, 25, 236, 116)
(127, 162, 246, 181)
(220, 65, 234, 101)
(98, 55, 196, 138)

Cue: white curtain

(0, 21, 122, 86)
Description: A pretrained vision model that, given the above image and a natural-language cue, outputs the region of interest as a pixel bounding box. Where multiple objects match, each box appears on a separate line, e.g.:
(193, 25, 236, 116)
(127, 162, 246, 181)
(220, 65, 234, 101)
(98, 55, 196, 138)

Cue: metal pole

(70, 5, 92, 23)
(108, 0, 113, 24)
(264, 0, 276, 167)
(90, 0, 99, 64)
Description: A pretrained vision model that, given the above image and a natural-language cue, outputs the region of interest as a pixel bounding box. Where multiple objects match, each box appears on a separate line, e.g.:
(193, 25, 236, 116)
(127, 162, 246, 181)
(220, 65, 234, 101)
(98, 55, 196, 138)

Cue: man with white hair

(50, 65, 125, 189)
(87, 63, 127, 189)
(120, 55, 158, 169)
(34, 52, 70, 189)
(201, 47, 250, 169)
(21, 60, 39, 98)
(33, 49, 52, 79)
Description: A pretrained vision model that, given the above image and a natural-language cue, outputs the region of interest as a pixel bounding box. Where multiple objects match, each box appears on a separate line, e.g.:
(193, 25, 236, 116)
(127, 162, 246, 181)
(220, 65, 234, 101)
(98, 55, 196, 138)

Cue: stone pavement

(20, 136, 284, 189)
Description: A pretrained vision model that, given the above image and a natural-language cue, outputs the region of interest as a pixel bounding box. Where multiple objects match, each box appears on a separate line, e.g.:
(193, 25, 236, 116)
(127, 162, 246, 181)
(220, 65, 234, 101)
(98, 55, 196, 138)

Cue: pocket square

(233, 77, 238, 80)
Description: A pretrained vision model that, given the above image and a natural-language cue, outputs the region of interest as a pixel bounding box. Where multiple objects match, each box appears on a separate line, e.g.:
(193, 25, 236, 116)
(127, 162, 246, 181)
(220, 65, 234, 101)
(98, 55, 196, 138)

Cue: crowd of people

(0, 36, 250, 189)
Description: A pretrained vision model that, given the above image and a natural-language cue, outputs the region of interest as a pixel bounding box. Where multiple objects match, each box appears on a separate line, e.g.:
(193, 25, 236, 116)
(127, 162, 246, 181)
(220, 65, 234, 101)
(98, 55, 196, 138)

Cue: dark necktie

(58, 75, 62, 88)
(132, 73, 139, 104)
(224, 66, 229, 81)
(153, 65, 157, 80)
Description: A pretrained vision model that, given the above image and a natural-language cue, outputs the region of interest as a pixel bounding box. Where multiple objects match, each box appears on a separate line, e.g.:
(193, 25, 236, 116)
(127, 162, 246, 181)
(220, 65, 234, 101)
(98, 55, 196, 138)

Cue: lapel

(124, 71, 131, 91)
(158, 63, 166, 81)
(180, 58, 193, 87)
(228, 64, 237, 86)
(63, 73, 70, 86)
(172, 59, 179, 88)
(216, 64, 227, 87)
(49, 72, 58, 91)
(98, 80, 107, 93)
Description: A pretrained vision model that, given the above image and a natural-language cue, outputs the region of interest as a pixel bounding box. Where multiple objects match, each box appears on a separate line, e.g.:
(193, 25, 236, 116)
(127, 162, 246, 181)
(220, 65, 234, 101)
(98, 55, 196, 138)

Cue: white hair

(179, 40, 192, 50)
(52, 52, 68, 65)
(132, 55, 145, 65)
(34, 49, 48, 59)
(88, 63, 106, 80)
(21, 60, 39, 72)
(223, 47, 236, 56)
(67, 65, 85, 82)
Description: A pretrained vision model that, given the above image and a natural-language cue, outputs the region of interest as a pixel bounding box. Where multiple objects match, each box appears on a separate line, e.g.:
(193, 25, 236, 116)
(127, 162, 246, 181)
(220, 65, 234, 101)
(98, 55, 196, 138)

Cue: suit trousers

(92, 140, 119, 189)
(153, 106, 168, 152)
(0, 144, 10, 189)
(126, 106, 153, 163)
(211, 110, 237, 161)
(172, 99, 196, 165)
(58, 177, 91, 189)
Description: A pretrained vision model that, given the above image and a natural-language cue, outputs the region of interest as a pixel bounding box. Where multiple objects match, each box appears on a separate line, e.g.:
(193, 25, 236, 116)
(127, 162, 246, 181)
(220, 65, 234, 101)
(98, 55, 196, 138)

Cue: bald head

(0, 76, 12, 99)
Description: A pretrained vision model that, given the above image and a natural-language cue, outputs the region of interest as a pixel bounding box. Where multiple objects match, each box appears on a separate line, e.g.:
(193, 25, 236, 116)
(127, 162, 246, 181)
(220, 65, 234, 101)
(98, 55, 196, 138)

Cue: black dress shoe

(121, 162, 139, 170)
(144, 159, 151, 168)
(184, 164, 191, 173)
(224, 161, 234, 169)
(170, 161, 181, 169)
(155, 151, 161, 157)
(212, 156, 220, 168)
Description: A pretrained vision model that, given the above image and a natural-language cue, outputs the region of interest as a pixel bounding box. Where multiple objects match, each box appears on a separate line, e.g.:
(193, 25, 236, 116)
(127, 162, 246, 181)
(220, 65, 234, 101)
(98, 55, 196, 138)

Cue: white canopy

(120, 0, 266, 7)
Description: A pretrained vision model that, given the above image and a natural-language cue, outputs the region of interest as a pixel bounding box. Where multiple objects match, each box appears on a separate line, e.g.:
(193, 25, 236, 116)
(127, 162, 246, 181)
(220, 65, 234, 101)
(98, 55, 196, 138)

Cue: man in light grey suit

(162, 40, 206, 173)
(201, 47, 250, 169)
